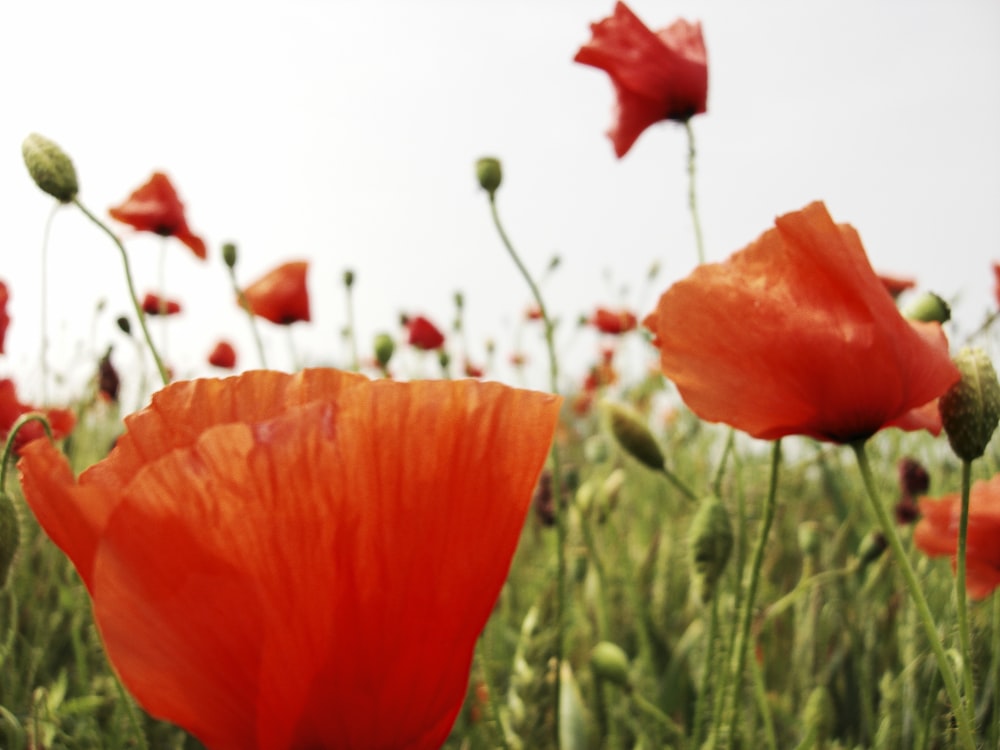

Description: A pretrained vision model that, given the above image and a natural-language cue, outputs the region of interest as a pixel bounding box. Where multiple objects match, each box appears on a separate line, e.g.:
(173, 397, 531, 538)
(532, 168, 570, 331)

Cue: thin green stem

(955, 460, 976, 727)
(630, 689, 685, 742)
(691, 591, 720, 749)
(487, 193, 564, 747)
(228, 266, 268, 369)
(850, 440, 976, 750)
(345, 281, 359, 372)
(658, 465, 698, 501)
(721, 438, 781, 750)
(475, 638, 511, 750)
(684, 120, 706, 265)
(73, 199, 169, 386)
(1, 414, 53, 491)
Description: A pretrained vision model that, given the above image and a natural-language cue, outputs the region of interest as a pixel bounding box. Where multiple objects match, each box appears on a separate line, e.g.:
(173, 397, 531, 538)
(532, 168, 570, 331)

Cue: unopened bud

(604, 403, 664, 472)
(222, 242, 238, 269)
(343, 269, 355, 289)
(22, 133, 79, 203)
(475, 157, 502, 197)
(115, 316, 132, 336)
(0, 492, 20, 589)
(590, 641, 630, 688)
(939, 347, 1000, 461)
(902, 291, 951, 323)
(687, 496, 733, 602)
(373, 333, 395, 369)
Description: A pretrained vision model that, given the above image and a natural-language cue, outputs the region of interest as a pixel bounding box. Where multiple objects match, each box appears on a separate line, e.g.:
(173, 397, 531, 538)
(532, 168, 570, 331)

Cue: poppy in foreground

(109, 172, 207, 260)
(643, 202, 960, 443)
(1, 378, 75, 453)
(574, 2, 708, 157)
(141, 293, 182, 316)
(17, 369, 560, 749)
(404, 314, 446, 351)
(590, 307, 638, 335)
(915, 474, 1000, 598)
(241, 261, 311, 325)
(207, 340, 237, 369)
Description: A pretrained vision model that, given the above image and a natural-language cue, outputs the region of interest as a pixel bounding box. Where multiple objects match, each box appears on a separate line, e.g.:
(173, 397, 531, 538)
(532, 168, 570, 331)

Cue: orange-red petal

(240, 261, 311, 325)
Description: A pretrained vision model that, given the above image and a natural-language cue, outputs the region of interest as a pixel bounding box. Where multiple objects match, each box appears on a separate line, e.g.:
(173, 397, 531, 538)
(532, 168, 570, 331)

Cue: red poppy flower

(109, 172, 207, 260)
(208, 341, 237, 369)
(463, 360, 484, 378)
(878, 273, 916, 300)
(241, 261, 311, 325)
(591, 307, 638, 335)
(17, 369, 560, 749)
(1, 378, 75, 453)
(0, 280, 9, 354)
(643, 202, 961, 443)
(141, 293, 182, 316)
(574, 2, 708, 157)
(992, 261, 1000, 309)
(525, 304, 543, 322)
(915, 474, 1000, 599)
(404, 314, 445, 351)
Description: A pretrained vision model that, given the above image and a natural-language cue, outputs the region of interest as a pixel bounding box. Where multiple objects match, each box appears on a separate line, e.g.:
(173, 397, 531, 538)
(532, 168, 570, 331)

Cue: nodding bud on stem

(604, 403, 665, 472)
(687, 495, 733, 602)
(939, 347, 1000, 462)
(475, 157, 502, 198)
(22, 133, 79, 203)
(0, 492, 19, 589)
(222, 243, 238, 269)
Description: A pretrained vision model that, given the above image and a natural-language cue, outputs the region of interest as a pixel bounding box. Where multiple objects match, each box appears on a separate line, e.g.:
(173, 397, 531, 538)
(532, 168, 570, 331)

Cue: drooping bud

(222, 242, 238, 269)
(590, 641, 630, 688)
(687, 495, 734, 602)
(22, 133, 79, 203)
(475, 157, 502, 198)
(902, 291, 951, 323)
(115, 316, 132, 336)
(939, 347, 1000, 461)
(604, 403, 665, 472)
(373, 333, 395, 370)
(0, 492, 19, 589)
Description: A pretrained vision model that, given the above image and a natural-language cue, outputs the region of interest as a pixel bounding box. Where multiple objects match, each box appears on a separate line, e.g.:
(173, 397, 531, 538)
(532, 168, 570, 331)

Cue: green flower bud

(22, 133, 79, 203)
(604, 403, 665, 472)
(687, 495, 733, 602)
(343, 269, 355, 289)
(902, 291, 951, 323)
(0, 492, 20, 589)
(222, 242, 238, 269)
(939, 347, 1000, 461)
(590, 641, 630, 688)
(475, 157, 502, 197)
(373, 333, 395, 369)
(116, 316, 132, 336)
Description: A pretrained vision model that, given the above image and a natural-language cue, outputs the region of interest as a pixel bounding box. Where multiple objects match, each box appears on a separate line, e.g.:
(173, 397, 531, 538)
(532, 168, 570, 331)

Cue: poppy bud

(373, 333, 395, 370)
(604, 403, 665, 472)
(22, 133, 79, 203)
(222, 243, 238, 269)
(343, 270, 355, 289)
(0, 492, 19, 589)
(475, 157, 502, 198)
(902, 291, 951, 323)
(939, 347, 1000, 461)
(898, 457, 930, 497)
(687, 495, 733, 602)
(116, 316, 132, 336)
(590, 641, 630, 688)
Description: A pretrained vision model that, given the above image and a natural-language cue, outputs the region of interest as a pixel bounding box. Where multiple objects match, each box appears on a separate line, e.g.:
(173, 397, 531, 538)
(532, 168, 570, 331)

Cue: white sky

(2, 0, 999, 402)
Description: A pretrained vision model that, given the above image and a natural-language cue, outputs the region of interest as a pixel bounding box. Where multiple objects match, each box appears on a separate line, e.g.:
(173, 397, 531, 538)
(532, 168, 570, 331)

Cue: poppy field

(3, 3, 1000, 750)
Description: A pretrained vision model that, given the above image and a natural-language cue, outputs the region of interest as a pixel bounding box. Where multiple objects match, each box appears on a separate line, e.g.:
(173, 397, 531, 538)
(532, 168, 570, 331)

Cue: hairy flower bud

(902, 291, 951, 324)
(604, 403, 665, 472)
(939, 347, 1000, 461)
(0, 492, 19, 589)
(687, 495, 733, 602)
(590, 641, 630, 688)
(22, 133, 79, 203)
(475, 157, 502, 198)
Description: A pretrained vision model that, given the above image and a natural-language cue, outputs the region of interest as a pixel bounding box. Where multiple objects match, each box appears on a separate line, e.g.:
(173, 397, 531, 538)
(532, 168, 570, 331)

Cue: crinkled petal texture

(574, 2, 707, 157)
(643, 202, 960, 443)
(916, 474, 1000, 599)
(242, 261, 311, 325)
(18, 369, 560, 750)
(109, 172, 207, 260)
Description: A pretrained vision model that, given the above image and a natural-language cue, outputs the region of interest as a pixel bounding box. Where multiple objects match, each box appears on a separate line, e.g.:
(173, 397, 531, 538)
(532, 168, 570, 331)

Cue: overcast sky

(2, 0, 999, 402)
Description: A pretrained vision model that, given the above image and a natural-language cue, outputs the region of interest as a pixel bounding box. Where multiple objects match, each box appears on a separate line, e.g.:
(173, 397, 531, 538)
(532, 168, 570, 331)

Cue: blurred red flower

(878, 273, 916, 300)
(0, 280, 9, 354)
(0, 378, 75, 454)
(241, 261, 311, 325)
(575, 2, 708, 157)
(405, 315, 445, 351)
(643, 202, 960, 443)
(18, 369, 560, 748)
(525, 304, 543, 321)
(591, 307, 638, 335)
(141, 293, 182, 316)
(915, 474, 1000, 599)
(992, 261, 1000, 309)
(109, 172, 206, 260)
(208, 341, 237, 369)
(464, 361, 484, 378)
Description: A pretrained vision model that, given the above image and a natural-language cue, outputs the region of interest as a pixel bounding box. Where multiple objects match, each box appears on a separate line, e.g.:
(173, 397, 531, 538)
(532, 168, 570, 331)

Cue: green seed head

(939, 347, 1000, 461)
(22, 133, 79, 203)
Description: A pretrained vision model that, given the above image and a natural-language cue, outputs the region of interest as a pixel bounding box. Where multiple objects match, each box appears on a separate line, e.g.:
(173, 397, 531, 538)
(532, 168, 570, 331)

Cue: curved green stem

(956, 460, 976, 727)
(850, 440, 976, 750)
(1, 414, 53, 490)
(72, 199, 169, 386)
(228, 266, 268, 369)
(658, 465, 698, 502)
(684, 120, 706, 265)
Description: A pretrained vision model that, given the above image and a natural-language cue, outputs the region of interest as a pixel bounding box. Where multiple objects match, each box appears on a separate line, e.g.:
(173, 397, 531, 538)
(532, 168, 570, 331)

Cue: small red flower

(0, 378, 75, 454)
(109, 172, 207, 260)
(591, 307, 638, 335)
(0, 280, 9, 354)
(643, 202, 961, 443)
(992, 261, 1000, 309)
(878, 273, 917, 300)
(141, 293, 182, 316)
(241, 261, 311, 325)
(525, 304, 543, 321)
(915, 474, 1000, 599)
(575, 2, 708, 157)
(463, 361, 484, 378)
(404, 315, 445, 351)
(208, 341, 237, 369)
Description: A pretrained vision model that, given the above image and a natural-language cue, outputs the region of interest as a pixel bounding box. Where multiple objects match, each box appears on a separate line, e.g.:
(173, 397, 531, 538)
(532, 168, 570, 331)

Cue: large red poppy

(643, 202, 960, 443)
(1, 378, 75, 453)
(915, 474, 1000, 599)
(0, 280, 9, 354)
(109, 172, 207, 260)
(241, 261, 310, 325)
(17, 369, 560, 749)
(574, 2, 708, 157)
